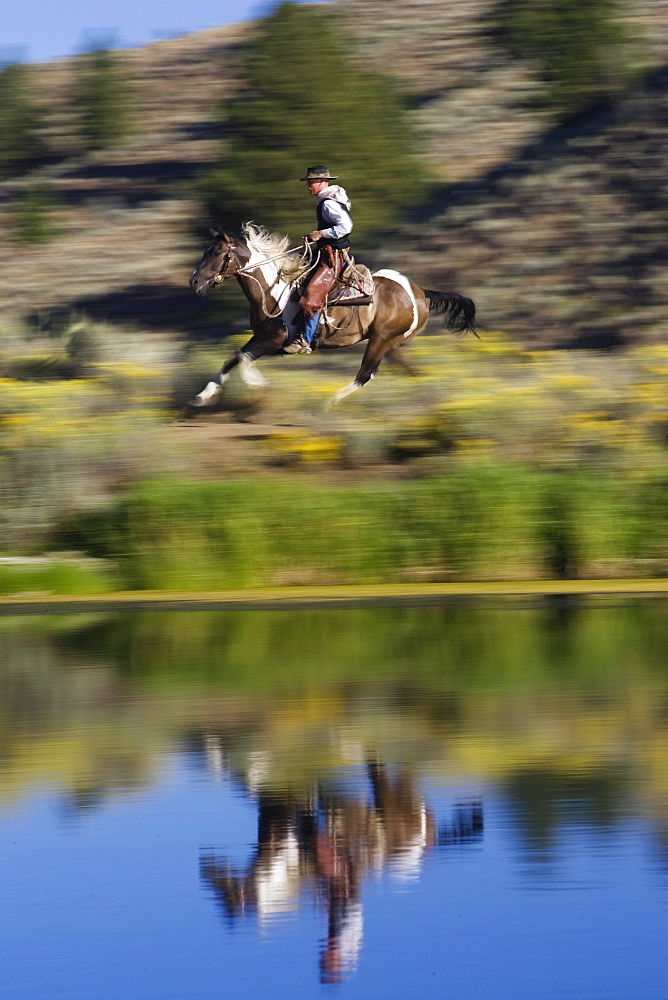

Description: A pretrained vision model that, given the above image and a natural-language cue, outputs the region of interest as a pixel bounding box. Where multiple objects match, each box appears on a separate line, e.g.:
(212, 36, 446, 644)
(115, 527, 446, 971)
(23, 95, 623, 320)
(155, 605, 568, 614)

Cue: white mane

(241, 221, 289, 259)
(241, 221, 313, 284)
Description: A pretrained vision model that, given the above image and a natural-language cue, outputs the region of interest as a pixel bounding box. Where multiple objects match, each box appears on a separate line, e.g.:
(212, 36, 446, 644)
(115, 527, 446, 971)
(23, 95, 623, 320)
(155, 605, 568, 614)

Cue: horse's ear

(209, 226, 223, 238)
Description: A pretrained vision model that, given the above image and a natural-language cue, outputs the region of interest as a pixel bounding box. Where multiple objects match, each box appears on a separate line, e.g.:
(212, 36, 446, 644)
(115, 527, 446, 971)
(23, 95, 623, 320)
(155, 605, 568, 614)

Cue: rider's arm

(319, 200, 353, 240)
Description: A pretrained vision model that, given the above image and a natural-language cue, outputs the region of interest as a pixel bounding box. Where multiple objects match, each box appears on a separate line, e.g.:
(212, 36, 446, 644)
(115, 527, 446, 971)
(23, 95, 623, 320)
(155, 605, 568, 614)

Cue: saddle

(327, 262, 375, 307)
(295, 255, 374, 314)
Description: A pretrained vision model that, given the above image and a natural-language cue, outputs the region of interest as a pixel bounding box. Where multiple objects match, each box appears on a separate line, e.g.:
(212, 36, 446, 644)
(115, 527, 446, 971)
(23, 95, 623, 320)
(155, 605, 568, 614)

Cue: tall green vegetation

(66, 469, 668, 590)
(73, 47, 133, 152)
(0, 63, 46, 179)
(197, 1, 425, 242)
(493, 0, 629, 114)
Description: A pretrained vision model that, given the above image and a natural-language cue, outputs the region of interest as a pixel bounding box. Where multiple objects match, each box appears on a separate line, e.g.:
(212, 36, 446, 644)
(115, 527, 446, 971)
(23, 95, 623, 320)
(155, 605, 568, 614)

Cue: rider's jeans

(303, 311, 320, 345)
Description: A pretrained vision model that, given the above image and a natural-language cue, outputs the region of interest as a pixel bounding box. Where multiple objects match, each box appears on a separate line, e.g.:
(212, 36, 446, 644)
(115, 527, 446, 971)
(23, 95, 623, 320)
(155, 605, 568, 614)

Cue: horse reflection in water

(199, 750, 483, 984)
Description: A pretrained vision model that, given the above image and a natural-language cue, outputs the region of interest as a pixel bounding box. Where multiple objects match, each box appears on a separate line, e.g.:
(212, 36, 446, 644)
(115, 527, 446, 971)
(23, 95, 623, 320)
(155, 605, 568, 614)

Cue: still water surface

(0, 600, 666, 999)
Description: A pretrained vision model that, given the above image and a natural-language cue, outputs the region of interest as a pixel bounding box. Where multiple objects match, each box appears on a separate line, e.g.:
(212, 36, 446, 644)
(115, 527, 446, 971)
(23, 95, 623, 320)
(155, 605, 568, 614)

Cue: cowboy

(284, 165, 354, 354)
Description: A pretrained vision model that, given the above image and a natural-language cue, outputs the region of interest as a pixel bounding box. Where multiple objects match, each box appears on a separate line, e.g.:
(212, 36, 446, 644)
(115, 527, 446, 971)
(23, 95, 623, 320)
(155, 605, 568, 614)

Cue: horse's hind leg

(386, 346, 419, 377)
(330, 337, 393, 406)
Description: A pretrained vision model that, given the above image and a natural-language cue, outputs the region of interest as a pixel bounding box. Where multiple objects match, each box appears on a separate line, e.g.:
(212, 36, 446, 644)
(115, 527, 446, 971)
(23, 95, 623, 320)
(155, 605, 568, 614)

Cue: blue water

(0, 602, 666, 998)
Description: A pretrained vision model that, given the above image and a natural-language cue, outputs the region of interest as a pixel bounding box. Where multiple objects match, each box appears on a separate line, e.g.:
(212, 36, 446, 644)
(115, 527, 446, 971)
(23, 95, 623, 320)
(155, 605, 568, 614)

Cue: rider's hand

(307, 231, 323, 242)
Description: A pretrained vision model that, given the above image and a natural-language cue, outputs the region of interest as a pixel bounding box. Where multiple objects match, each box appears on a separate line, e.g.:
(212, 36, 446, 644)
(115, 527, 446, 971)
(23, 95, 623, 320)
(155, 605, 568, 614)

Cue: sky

(1, 0, 318, 64)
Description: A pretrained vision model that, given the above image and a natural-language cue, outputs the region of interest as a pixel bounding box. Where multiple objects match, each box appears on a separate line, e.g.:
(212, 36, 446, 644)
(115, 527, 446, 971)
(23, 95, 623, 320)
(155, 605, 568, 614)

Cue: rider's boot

(285, 260, 338, 353)
(284, 312, 319, 354)
(283, 339, 312, 355)
(283, 331, 312, 354)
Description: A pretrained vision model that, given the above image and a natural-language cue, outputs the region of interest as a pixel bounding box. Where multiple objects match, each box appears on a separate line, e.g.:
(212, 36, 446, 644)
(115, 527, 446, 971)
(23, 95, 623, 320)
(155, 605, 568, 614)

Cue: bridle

(206, 240, 281, 317)
(209, 238, 318, 319)
(211, 242, 240, 284)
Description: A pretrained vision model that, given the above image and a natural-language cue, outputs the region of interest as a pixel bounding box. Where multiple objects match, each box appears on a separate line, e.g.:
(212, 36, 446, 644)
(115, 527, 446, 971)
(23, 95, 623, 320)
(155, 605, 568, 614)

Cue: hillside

(0, 1, 667, 348)
(0, 23, 251, 337)
(338, 0, 668, 347)
(397, 73, 668, 348)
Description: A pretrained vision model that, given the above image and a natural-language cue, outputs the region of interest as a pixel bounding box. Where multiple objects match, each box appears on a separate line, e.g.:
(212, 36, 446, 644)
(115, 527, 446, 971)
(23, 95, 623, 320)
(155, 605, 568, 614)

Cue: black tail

(425, 290, 478, 338)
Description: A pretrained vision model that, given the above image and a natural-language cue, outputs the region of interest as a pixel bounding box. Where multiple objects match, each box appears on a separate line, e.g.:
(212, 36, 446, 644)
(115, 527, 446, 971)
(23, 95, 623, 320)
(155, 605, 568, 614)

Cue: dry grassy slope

(401, 83, 668, 348)
(0, 23, 250, 334)
(338, 0, 668, 347)
(0, 1, 667, 348)
(339, 0, 668, 181)
(339, 0, 549, 182)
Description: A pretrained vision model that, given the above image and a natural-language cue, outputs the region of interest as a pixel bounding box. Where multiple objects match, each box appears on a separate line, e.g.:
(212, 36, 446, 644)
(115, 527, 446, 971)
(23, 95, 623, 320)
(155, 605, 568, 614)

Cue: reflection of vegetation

(76, 603, 668, 693)
(0, 604, 667, 854)
(502, 767, 629, 860)
(0, 620, 163, 805)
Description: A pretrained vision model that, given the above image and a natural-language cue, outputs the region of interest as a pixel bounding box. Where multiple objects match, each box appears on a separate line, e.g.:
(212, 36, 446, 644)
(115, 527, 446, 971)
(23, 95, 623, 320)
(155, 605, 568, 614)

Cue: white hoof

(190, 381, 222, 407)
(329, 378, 367, 407)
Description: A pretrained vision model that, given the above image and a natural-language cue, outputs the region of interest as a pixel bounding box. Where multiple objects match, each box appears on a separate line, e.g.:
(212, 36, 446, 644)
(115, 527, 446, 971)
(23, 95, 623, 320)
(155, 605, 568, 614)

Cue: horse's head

(189, 229, 251, 296)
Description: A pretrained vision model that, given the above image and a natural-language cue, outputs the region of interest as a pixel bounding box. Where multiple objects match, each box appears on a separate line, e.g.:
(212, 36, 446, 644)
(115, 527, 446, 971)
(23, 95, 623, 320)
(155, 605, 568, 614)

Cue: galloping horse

(188, 223, 476, 408)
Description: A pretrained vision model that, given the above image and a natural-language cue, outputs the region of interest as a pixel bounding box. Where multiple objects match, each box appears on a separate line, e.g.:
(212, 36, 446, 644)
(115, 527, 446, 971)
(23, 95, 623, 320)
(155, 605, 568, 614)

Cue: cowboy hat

(299, 165, 338, 181)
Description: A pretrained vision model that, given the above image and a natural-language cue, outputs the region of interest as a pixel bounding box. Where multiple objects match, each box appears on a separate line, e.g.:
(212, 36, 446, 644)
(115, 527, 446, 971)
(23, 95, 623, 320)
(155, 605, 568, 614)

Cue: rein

(236, 238, 316, 276)
(213, 239, 319, 320)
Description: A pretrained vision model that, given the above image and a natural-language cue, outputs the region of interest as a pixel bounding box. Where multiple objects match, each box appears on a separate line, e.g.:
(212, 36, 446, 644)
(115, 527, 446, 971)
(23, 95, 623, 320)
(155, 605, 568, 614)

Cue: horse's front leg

(188, 332, 283, 408)
(237, 327, 288, 388)
(189, 349, 243, 408)
(238, 346, 269, 389)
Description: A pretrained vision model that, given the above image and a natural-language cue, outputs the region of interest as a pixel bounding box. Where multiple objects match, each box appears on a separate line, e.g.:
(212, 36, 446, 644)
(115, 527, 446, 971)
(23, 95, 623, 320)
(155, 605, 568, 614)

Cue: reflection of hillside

(0, 606, 667, 849)
(502, 768, 630, 863)
(199, 756, 481, 984)
(0, 617, 162, 806)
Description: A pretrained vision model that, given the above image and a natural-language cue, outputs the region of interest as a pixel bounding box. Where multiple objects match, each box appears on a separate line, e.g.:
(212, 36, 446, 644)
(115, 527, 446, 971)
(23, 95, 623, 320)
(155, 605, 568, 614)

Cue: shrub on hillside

(196, 1, 426, 243)
(11, 185, 60, 244)
(0, 318, 184, 552)
(492, 0, 630, 114)
(0, 62, 46, 179)
(72, 47, 133, 152)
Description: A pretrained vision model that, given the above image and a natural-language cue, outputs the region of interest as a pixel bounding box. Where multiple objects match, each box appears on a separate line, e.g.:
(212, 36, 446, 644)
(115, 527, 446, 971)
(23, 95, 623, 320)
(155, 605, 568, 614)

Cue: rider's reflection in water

(311, 799, 365, 984)
(200, 751, 484, 984)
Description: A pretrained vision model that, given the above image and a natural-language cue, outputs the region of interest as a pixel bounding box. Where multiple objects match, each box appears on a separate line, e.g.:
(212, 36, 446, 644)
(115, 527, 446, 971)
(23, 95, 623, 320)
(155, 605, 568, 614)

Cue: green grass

(61, 466, 668, 590)
(2, 323, 668, 590)
(0, 559, 119, 596)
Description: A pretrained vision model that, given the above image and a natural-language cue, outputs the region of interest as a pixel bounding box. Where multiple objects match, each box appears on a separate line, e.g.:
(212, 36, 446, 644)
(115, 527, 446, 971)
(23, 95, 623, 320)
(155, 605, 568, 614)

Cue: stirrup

(283, 337, 312, 355)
